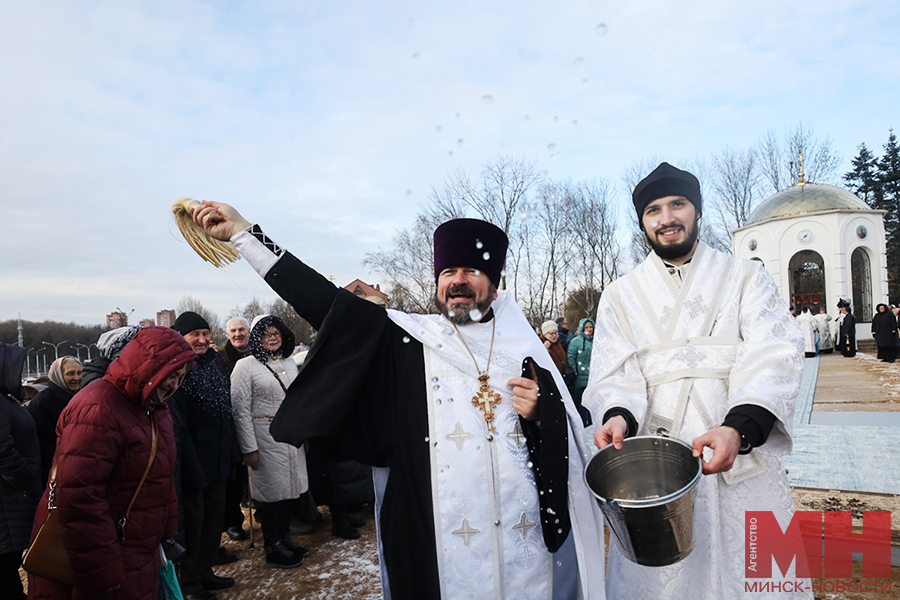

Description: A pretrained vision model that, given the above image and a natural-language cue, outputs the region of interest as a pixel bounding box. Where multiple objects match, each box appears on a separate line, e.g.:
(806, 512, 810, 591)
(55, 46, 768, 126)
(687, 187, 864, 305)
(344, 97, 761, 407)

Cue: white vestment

(814, 313, 834, 350)
(796, 312, 818, 354)
(584, 242, 811, 600)
(388, 291, 607, 599)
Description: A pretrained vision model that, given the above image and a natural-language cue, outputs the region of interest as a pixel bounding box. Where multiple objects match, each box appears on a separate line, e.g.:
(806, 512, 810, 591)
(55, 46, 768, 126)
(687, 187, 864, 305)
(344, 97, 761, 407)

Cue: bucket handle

(656, 427, 670, 438)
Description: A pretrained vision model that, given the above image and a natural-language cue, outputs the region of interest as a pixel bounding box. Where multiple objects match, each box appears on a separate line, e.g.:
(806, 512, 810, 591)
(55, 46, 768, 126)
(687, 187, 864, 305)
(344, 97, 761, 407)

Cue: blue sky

(1, 0, 898, 326)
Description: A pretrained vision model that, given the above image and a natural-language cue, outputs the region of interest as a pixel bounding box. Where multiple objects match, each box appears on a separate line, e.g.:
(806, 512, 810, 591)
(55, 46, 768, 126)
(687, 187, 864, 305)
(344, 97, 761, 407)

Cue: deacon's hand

(691, 426, 741, 475)
(242, 450, 260, 469)
(508, 377, 538, 420)
(191, 200, 252, 241)
(595, 415, 627, 450)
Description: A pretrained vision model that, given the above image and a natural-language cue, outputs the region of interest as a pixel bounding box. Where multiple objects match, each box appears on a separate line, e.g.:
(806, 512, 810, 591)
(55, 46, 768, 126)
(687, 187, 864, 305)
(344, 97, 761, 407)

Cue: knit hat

(97, 325, 143, 360)
(172, 311, 210, 335)
(632, 162, 702, 227)
(433, 218, 508, 287)
(541, 320, 557, 335)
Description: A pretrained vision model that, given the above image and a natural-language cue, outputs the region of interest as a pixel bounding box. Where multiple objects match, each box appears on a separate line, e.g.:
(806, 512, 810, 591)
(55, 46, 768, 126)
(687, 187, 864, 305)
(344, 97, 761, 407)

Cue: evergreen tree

(877, 130, 900, 301)
(843, 143, 880, 205)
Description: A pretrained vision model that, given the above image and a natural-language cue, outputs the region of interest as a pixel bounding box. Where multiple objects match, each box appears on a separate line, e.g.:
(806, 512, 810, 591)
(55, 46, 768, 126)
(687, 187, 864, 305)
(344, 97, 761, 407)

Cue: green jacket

(567, 318, 594, 389)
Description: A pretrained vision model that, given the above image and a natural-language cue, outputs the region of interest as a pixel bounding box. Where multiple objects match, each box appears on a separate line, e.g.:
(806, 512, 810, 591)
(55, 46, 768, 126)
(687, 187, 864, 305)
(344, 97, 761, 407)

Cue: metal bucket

(584, 433, 702, 567)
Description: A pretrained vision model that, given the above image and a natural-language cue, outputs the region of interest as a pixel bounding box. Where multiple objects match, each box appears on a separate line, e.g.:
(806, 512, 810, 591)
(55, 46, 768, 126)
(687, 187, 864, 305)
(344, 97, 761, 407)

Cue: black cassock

(263, 251, 569, 599)
(840, 312, 857, 357)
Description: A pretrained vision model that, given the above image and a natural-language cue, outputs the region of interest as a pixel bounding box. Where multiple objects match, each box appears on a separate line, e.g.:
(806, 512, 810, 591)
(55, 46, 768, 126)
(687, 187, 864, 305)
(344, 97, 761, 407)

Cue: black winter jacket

(26, 382, 76, 486)
(0, 394, 42, 552)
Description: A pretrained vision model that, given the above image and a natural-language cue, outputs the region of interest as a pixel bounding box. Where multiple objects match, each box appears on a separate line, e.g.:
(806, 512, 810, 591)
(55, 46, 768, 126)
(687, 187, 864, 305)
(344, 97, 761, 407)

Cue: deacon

(796, 306, 818, 358)
(585, 163, 810, 599)
(189, 202, 606, 599)
(814, 307, 834, 354)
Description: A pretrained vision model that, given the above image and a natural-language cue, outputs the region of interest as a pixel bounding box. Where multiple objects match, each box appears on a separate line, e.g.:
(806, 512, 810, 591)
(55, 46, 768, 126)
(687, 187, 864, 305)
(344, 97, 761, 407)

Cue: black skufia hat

(433, 219, 508, 286)
(632, 162, 702, 228)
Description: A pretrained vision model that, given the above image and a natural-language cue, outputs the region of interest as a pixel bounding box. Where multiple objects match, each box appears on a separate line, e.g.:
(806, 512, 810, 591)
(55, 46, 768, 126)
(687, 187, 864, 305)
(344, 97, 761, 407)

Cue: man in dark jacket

(170, 312, 239, 600)
(0, 343, 41, 600)
(217, 316, 251, 541)
(555, 317, 571, 352)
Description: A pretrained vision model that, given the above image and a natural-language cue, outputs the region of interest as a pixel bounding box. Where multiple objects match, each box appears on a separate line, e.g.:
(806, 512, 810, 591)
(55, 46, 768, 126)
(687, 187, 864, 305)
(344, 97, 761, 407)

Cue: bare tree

(621, 157, 660, 265)
(757, 123, 841, 193)
(707, 147, 761, 249)
(568, 179, 620, 291)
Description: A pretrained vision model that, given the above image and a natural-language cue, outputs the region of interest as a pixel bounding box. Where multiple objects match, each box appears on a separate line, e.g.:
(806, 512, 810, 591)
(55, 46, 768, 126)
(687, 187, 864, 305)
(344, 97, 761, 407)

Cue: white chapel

(732, 171, 888, 342)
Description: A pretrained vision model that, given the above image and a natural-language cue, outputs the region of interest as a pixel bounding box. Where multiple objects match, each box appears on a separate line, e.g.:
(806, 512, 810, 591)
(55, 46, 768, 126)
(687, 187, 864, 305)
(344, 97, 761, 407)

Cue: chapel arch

(788, 250, 826, 313)
(850, 246, 873, 322)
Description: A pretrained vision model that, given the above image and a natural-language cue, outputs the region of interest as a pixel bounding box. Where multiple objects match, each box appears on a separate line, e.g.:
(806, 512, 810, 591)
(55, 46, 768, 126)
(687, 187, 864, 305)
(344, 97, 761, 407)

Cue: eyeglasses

(262, 331, 282, 338)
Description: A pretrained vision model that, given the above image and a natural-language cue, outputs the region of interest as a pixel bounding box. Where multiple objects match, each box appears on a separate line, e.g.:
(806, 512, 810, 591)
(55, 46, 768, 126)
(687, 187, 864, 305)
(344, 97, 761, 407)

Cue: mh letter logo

(745, 511, 891, 579)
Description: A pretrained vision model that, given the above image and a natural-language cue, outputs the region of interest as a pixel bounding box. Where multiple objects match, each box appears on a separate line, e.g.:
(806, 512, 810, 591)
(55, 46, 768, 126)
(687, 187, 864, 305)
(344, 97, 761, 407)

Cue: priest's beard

(646, 217, 700, 261)
(435, 283, 494, 325)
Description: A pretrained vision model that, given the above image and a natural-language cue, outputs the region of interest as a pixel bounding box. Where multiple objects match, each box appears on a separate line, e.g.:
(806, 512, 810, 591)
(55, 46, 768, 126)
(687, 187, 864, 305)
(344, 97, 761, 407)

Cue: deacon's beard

(647, 218, 700, 262)
(435, 284, 494, 325)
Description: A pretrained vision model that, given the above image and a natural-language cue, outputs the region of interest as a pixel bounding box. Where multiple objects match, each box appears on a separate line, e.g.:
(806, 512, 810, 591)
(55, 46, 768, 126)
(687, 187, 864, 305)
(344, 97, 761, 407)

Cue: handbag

(23, 413, 159, 585)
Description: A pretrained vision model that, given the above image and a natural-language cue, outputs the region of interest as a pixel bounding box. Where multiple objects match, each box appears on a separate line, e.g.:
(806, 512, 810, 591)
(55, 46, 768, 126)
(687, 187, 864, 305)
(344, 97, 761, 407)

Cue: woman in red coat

(28, 327, 196, 600)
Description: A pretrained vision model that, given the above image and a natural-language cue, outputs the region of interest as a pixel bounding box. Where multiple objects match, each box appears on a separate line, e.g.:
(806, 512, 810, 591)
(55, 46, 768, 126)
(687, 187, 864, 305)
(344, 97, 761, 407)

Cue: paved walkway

(783, 353, 900, 494)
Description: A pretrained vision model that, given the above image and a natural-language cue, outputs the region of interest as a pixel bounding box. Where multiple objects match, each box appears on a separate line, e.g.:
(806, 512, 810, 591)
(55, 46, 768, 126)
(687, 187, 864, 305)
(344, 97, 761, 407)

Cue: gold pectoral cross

(471, 373, 502, 432)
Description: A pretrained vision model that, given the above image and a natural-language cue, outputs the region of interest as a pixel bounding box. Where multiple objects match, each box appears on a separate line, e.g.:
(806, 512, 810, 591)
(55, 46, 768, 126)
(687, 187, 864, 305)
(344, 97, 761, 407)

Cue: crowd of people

(793, 300, 899, 362)
(2, 161, 890, 599)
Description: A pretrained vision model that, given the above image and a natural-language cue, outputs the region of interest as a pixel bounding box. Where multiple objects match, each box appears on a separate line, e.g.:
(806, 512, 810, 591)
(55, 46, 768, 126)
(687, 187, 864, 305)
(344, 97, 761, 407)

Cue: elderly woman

(0, 343, 41, 600)
(27, 356, 82, 485)
(871, 303, 898, 362)
(28, 327, 196, 600)
(231, 315, 309, 569)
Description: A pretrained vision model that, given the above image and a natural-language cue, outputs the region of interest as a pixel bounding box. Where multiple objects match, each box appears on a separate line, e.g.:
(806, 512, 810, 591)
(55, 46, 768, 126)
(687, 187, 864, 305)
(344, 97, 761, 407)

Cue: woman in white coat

(230, 315, 309, 569)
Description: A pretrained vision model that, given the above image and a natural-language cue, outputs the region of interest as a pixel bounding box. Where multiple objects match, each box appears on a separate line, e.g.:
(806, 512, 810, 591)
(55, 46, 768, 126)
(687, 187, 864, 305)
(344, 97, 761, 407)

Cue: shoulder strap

(123, 412, 158, 522)
(261, 360, 289, 394)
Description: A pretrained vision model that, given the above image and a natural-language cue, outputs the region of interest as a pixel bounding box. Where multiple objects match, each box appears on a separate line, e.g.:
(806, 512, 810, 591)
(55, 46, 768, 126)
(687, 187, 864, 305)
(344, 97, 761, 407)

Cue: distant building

(343, 279, 389, 304)
(157, 310, 176, 328)
(106, 311, 128, 328)
(139, 318, 155, 328)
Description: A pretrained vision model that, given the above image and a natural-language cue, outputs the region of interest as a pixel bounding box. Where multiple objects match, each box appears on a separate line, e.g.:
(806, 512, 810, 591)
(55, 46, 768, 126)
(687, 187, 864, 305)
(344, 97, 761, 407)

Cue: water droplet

(539, 490, 544, 495)
(402, 336, 410, 343)
(448, 150, 454, 156)
(548, 143, 557, 151)
(412, 51, 420, 59)
(481, 94, 493, 104)
(436, 398, 442, 405)
(548, 488, 553, 493)
(520, 212, 533, 225)
(557, 528, 563, 534)
(448, 310, 456, 318)
(500, 269, 507, 277)
(473, 269, 481, 276)
(573, 57, 584, 66)
(526, 461, 533, 468)
(424, 437, 429, 442)
(571, 120, 578, 126)
(544, 197, 553, 206)
(553, 116, 558, 122)
(482, 251, 490, 260)
(455, 112, 461, 118)
(406, 189, 412, 195)
(433, 384, 440, 391)
(457, 138, 464, 146)
(431, 376, 438, 382)
(470, 308, 483, 321)
(557, 560, 563, 567)
(547, 507, 556, 515)
(448, 397, 454, 402)
(436, 125, 442, 132)
(596, 23, 608, 36)
(475, 239, 483, 249)
(436, 343, 442, 350)
(524, 114, 530, 121)
(555, 518, 560, 524)
(582, 78, 588, 83)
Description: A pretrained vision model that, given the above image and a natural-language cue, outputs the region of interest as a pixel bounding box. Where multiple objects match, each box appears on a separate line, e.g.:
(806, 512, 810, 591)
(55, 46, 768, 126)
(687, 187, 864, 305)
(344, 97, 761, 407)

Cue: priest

(189, 202, 606, 599)
(585, 163, 810, 599)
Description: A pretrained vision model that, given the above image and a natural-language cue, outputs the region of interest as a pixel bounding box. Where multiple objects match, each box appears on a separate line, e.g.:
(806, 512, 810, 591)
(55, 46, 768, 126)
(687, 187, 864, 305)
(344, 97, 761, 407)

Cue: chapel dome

(745, 182, 870, 226)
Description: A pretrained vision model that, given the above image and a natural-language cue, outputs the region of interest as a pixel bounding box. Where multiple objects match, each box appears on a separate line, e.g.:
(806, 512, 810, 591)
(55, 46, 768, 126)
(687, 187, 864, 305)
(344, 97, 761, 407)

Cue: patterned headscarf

(97, 325, 144, 360)
(48, 355, 81, 390)
(247, 315, 296, 362)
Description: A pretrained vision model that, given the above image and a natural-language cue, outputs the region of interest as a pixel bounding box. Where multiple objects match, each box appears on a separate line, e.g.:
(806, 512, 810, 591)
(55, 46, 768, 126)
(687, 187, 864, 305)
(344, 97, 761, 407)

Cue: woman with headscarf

(27, 327, 196, 600)
(80, 325, 143, 388)
(566, 318, 595, 426)
(0, 343, 41, 600)
(871, 303, 898, 362)
(230, 315, 309, 569)
(27, 356, 82, 485)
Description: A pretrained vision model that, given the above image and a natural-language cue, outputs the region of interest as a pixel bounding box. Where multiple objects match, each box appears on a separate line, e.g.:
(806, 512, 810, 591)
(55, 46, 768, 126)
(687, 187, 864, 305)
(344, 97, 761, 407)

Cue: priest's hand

(191, 200, 252, 241)
(692, 426, 741, 475)
(508, 377, 538, 420)
(242, 450, 260, 469)
(595, 415, 627, 450)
